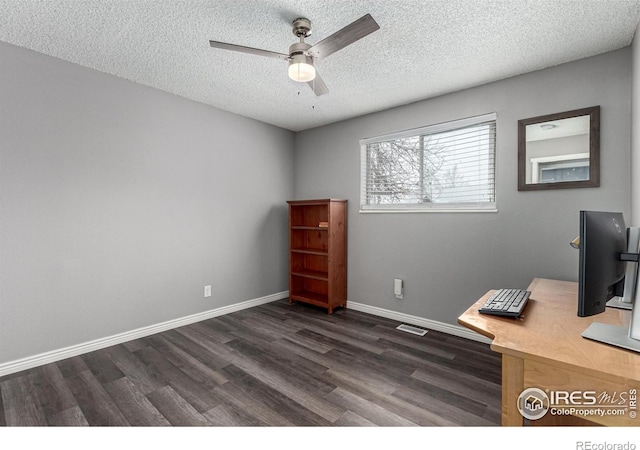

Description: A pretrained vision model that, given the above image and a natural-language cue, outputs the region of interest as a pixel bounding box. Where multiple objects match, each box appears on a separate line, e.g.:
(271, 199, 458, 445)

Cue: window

(360, 113, 497, 212)
(530, 153, 590, 183)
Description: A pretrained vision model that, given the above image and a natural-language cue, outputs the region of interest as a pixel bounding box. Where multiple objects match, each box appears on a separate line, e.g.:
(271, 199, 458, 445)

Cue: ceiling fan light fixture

(288, 54, 316, 82)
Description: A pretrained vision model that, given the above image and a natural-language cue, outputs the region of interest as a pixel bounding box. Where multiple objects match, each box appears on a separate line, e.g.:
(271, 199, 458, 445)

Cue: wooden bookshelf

(287, 199, 347, 314)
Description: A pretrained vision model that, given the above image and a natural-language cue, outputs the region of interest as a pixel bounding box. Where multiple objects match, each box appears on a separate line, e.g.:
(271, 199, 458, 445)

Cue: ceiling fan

(209, 14, 380, 96)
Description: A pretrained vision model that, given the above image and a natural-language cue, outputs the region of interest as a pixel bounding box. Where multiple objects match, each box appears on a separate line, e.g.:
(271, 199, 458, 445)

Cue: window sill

(359, 207, 498, 214)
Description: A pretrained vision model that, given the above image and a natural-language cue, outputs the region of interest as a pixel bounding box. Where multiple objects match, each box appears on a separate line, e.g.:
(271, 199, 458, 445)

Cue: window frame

(359, 113, 498, 213)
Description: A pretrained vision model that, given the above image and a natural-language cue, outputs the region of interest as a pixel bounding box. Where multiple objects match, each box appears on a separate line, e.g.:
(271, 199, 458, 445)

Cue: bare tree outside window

(365, 136, 447, 204)
(361, 115, 496, 211)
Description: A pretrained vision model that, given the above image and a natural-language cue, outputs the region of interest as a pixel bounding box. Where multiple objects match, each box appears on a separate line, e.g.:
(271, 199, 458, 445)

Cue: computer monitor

(577, 211, 626, 317)
(575, 210, 640, 353)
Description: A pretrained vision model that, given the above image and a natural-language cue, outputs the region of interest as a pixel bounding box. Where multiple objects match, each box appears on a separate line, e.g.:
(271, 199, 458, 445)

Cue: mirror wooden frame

(518, 106, 600, 191)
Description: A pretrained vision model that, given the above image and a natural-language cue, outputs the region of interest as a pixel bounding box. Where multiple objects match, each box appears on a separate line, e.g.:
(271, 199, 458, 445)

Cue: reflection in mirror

(526, 115, 590, 183)
(518, 106, 600, 191)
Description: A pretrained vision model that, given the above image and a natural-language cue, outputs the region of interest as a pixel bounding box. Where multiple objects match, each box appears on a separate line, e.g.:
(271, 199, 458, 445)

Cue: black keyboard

(478, 288, 530, 318)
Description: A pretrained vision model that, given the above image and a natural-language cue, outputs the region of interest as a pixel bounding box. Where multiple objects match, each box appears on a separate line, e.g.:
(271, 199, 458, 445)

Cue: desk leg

(502, 354, 524, 426)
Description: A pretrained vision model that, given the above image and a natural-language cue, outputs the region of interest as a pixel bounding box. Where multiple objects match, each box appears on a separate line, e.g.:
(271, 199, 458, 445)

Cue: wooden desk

(458, 278, 640, 426)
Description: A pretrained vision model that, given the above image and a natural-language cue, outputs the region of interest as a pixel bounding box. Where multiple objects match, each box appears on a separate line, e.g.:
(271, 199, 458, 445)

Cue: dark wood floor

(0, 299, 501, 426)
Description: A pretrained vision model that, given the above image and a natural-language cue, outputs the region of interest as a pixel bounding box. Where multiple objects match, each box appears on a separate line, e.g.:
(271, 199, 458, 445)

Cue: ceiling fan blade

(307, 72, 329, 96)
(307, 14, 380, 59)
(209, 40, 289, 61)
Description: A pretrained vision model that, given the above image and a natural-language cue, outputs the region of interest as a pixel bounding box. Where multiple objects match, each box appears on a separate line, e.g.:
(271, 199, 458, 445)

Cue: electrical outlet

(204, 285, 212, 298)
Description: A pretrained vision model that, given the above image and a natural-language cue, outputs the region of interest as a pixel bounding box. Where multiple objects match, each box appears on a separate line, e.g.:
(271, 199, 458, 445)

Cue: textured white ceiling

(1, 0, 639, 131)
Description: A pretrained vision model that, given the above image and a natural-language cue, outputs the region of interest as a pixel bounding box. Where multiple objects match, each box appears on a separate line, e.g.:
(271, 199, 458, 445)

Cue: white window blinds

(360, 113, 497, 212)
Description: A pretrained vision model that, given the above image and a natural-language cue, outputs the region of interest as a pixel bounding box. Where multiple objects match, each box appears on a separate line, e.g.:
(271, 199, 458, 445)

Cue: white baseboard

(0, 292, 490, 378)
(347, 301, 492, 344)
(0, 291, 289, 378)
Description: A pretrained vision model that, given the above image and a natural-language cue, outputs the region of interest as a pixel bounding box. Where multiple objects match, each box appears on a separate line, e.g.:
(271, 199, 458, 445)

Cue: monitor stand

(606, 297, 633, 310)
(584, 239, 640, 353)
(607, 227, 640, 312)
(582, 322, 640, 353)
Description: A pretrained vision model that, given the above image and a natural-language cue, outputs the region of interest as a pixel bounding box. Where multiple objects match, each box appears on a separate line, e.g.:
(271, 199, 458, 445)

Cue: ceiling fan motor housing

(288, 42, 314, 69)
(288, 42, 312, 59)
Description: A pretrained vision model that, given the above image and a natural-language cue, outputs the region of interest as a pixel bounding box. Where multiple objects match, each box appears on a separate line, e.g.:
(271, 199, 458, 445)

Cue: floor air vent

(396, 324, 428, 336)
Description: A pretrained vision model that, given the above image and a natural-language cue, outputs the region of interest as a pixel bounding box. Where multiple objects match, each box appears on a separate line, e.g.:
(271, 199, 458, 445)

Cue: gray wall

(294, 48, 632, 327)
(633, 22, 640, 225)
(0, 42, 294, 364)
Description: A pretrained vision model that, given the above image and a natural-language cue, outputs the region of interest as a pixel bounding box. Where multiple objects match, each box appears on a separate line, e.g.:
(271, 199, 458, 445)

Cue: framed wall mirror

(518, 106, 600, 191)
